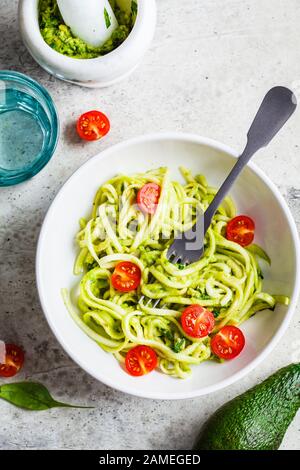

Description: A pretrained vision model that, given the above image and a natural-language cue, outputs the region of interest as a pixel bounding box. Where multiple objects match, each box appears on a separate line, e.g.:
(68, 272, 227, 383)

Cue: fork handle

(204, 86, 296, 233)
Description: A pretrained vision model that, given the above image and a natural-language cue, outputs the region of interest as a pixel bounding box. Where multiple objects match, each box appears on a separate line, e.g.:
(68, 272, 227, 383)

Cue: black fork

(141, 87, 297, 308)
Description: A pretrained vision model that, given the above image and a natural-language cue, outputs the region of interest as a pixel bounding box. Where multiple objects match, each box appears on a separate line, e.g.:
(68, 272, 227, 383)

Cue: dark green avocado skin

(194, 363, 300, 450)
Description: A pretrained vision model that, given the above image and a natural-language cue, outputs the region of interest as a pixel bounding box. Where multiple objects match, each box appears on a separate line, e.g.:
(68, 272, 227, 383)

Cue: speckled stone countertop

(0, 0, 299, 450)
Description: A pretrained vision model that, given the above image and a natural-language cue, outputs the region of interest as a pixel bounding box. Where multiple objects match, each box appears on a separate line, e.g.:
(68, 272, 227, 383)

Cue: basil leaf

(104, 7, 111, 29)
(0, 382, 92, 411)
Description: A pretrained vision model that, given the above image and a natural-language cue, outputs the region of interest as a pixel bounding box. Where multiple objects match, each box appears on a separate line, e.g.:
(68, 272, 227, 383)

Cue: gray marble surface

(0, 0, 300, 450)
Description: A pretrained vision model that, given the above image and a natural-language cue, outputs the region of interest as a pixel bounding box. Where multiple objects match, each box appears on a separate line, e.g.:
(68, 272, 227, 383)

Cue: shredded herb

(173, 338, 185, 353)
(160, 329, 185, 353)
(131, 0, 138, 16)
(160, 329, 174, 342)
(199, 293, 211, 300)
(104, 7, 111, 29)
(212, 308, 221, 318)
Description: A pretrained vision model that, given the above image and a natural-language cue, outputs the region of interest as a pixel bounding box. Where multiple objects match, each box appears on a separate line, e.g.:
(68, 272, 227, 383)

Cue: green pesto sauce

(39, 0, 136, 59)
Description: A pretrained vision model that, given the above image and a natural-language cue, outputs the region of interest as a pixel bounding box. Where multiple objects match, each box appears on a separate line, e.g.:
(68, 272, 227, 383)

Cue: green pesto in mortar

(39, 0, 137, 59)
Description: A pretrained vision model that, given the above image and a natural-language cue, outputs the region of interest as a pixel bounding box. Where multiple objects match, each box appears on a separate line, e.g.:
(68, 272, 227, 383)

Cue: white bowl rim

(36, 132, 300, 400)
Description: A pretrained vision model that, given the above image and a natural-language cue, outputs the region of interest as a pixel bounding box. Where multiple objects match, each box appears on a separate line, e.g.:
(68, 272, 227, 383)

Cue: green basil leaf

(104, 7, 111, 29)
(0, 382, 92, 411)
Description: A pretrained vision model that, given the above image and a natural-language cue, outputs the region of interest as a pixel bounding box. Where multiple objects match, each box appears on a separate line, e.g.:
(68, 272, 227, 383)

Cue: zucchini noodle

(62, 167, 289, 379)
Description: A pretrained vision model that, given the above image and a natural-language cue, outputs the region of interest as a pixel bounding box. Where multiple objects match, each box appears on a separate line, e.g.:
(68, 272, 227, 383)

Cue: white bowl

(36, 133, 300, 399)
(19, 0, 157, 88)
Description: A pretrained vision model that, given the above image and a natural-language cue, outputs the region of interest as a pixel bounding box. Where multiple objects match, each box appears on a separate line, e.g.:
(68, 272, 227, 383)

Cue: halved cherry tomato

(125, 345, 158, 376)
(181, 305, 215, 338)
(0, 344, 25, 378)
(211, 325, 245, 360)
(137, 183, 161, 215)
(111, 261, 141, 293)
(76, 110, 110, 141)
(226, 215, 255, 247)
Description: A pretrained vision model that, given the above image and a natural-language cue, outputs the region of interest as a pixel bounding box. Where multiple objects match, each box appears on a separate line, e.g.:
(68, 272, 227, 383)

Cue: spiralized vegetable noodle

(62, 167, 288, 379)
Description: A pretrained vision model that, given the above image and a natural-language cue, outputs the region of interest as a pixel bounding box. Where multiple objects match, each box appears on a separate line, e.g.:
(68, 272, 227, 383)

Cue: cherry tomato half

(181, 305, 215, 338)
(77, 110, 110, 141)
(226, 215, 255, 247)
(125, 345, 158, 376)
(0, 344, 25, 378)
(137, 183, 161, 215)
(111, 261, 141, 293)
(211, 325, 245, 360)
